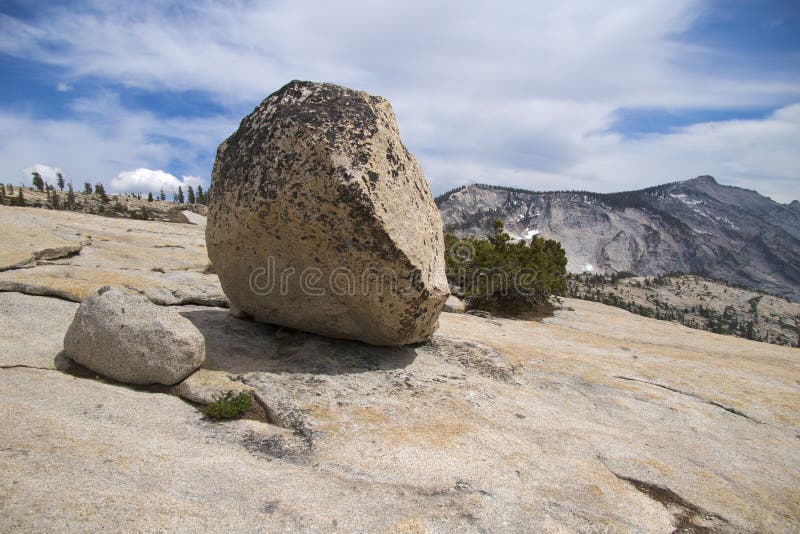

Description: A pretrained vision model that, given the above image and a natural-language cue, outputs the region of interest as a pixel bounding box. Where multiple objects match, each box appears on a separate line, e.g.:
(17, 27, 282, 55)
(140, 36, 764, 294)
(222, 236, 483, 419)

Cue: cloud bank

(0, 0, 798, 201)
(110, 168, 202, 196)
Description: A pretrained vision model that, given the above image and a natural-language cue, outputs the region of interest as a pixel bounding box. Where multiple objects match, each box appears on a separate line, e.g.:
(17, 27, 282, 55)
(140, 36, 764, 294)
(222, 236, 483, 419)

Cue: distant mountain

(436, 176, 800, 301)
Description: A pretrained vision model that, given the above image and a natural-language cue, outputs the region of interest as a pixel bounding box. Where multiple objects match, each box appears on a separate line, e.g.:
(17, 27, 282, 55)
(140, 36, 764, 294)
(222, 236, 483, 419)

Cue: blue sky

(0, 0, 798, 201)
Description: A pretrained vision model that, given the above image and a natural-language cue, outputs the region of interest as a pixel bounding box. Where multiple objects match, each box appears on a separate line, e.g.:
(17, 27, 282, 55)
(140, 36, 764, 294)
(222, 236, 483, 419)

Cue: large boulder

(63, 287, 205, 385)
(206, 80, 449, 346)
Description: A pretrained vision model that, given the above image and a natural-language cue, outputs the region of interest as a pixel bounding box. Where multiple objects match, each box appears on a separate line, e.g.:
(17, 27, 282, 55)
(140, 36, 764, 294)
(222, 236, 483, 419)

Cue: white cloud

(21, 163, 64, 187)
(422, 102, 800, 203)
(3, 0, 795, 108)
(569, 103, 800, 202)
(110, 168, 202, 195)
(56, 81, 72, 92)
(0, 93, 235, 191)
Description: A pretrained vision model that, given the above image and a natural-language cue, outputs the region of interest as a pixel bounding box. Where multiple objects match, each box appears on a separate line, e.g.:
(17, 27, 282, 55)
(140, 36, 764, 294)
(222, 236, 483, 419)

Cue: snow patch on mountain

(524, 229, 540, 240)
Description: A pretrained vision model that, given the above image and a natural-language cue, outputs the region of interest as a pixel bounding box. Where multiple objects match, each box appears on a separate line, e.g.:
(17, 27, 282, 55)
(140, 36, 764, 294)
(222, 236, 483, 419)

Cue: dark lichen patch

(242, 431, 312, 461)
(429, 339, 516, 382)
(613, 473, 728, 533)
(416, 480, 492, 499)
(261, 500, 280, 514)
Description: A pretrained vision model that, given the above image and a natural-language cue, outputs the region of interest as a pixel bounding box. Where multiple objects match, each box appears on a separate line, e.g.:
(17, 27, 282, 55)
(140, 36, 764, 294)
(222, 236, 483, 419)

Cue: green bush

(445, 220, 567, 316)
(202, 390, 252, 420)
(129, 206, 150, 220)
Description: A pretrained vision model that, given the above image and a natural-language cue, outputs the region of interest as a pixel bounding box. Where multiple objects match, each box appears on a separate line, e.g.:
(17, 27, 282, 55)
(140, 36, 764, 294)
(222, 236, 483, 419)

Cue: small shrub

(129, 206, 150, 220)
(203, 262, 216, 274)
(151, 267, 166, 273)
(202, 390, 252, 420)
(444, 220, 567, 317)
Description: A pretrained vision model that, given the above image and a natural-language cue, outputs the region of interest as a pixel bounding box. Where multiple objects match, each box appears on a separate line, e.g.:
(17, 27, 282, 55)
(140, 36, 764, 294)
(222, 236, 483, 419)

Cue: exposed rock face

(207, 80, 448, 345)
(0, 206, 225, 306)
(0, 292, 77, 370)
(2, 206, 799, 531)
(3, 292, 800, 531)
(437, 176, 800, 301)
(63, 287, 205, 385)
(180, 210, 207, 227)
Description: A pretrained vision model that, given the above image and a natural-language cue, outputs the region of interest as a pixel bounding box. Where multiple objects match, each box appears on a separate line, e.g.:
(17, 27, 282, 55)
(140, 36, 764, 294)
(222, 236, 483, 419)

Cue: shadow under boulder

(177, 307, 420, 376)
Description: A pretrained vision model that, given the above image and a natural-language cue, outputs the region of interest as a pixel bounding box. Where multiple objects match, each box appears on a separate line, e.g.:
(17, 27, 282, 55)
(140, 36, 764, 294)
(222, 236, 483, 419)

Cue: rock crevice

(614, 375, 763, 424)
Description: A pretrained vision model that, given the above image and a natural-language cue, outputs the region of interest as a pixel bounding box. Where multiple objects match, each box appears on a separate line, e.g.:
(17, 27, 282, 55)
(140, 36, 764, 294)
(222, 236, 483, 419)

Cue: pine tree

(177, 186, 185, 204)
(159, 188, 166, 201)
(56, 172, 65, 191)
(31, 172, 44, 191)
(67, 182, 75, 209)
(8, 184, 13, 195)
(197, 185, 205, 204)
(52, 190, 60, 209)
(187, 185, 195, 204)
(17, 187, 23, 206)
(147, 192, 154, 202)
(444, 220, 567, 316)
(95, 183, 109, 203)
(84, 182, 92, 194)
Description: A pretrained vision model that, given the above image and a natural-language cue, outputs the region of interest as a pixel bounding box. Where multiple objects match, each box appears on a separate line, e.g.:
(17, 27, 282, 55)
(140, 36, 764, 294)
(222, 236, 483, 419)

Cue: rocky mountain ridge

(436, 176, 800, 301)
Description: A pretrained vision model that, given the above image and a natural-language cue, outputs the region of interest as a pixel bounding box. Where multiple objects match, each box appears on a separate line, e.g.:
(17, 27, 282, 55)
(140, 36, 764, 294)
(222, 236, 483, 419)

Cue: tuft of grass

(203, 262, 216, 274)
(202, 390, 252, 420)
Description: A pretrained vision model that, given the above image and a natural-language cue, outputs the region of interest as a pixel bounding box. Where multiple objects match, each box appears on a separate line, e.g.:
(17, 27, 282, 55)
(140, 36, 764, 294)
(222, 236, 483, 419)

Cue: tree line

(0, 171, 209, 209)
(567, 273, 800, 347)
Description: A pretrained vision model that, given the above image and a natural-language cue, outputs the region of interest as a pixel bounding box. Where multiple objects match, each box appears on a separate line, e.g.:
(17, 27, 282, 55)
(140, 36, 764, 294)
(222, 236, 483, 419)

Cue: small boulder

(443, 295, 466, 313)
(206, 80, 449, 346)
(63, 287, 205, 385)
(173, 369, 252, 405)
